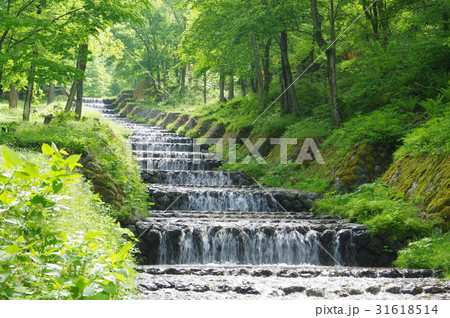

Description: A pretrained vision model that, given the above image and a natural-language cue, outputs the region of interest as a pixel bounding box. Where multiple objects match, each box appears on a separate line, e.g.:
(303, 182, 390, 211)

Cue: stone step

(132, 132, 181, 138)
(135, 151, 215, 159)
(130, 136, 193, 144)
(136, 265, 448, 300)
(147, 209, 341, 221)
(141, 169, 254, 186)
(146, 184, 320, 212)
(132, 142, 195, 152)
(137, 158, 222, 171)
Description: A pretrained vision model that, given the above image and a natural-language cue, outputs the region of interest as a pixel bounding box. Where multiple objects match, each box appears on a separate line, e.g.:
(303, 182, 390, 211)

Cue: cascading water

(83, 98, 449, 300)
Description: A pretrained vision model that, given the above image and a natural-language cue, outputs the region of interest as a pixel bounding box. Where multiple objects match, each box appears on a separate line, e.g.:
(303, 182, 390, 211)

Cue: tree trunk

(180, 65, 187, 93)
(328, 0, 342, 126)
(311, 0, 342, 126)
(240, 78, 247, 97)
(263, 39, 272, 92)
(203, 72, 207, 104)
(23, 66, 35, 121)
(277, 31, 300, 115)
(443, 1, 449, 32)
(219, 73, 226, 102)
(47, 82, 55, 105)
(75, 43, 88, 119)
(251, 33, 264, 107)
(0, 71, 3, 98)
(9, 84, 18, 109)
(65, 82, 77, 111)
(228, 76, 234, 101)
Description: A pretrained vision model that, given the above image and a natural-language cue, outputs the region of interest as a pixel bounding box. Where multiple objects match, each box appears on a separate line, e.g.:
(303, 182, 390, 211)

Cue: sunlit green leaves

(2, 146, 24, 168)
(42, 143, 55, 156)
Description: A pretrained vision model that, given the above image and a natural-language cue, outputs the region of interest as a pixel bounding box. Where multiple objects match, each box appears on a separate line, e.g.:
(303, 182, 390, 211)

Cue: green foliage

(0, 110, 148, 222)
(0, 145, 136, 299)
(223, 159, 331, 193)
(394, 232, 450, 278)
(282, 117, 333, 140)
(394, 111, 450, 158)
(258, 161, 331, 192)
(314, 183, 434, 241)
(323, 109, 413, 155)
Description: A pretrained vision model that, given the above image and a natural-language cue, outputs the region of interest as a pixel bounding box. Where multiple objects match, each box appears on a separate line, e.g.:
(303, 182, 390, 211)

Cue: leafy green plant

(314, 182, 434, 241)
(394, 232, 450, 277)
(0, 112, 148, 222)
(420, 94, 448, 117)
(0, 145, 137, 299)
(394, 111, 450, 158)
(323, 110, 412, 156)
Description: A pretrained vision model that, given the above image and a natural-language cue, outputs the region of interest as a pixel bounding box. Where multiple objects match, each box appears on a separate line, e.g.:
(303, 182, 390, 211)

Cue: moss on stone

(171, 114, 190, 130)
(334, 142, 395, 192)
(133, 79, 152, 101)
(383, 154, 450, 229)
(193, 119, 214, 137)
(159, 113, 181, 128)
(181, 117, 199, 132)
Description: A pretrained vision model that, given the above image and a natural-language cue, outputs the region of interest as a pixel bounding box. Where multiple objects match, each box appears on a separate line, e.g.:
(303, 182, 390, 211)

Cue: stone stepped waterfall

(84, 98, 449, 300)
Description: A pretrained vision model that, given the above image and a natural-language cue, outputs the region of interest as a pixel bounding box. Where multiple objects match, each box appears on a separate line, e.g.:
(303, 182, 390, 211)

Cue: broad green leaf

(101, 282, 117, 295)
(52, 181, 64, 194)
(66, 154, 82, 171)
(14, 171, 31, 181)
(82, 282, 102, 298)
(28, 254, 42, 264)
(0, 192, 8, 204)
(111, 242, 134, 264)
(22, 163, 40, 178)
(42, 143, 55, 156)
(84, 231, 105, 240)
(5, 244, 20, 254)
(2, 146, 24, 167)
(75, 277, 89, 293)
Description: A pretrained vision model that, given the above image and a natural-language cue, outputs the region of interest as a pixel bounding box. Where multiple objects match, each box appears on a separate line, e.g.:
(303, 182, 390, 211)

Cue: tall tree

(311, 0, 342, 126)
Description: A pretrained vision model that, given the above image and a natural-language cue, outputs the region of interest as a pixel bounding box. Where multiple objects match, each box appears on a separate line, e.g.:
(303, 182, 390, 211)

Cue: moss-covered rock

(118, 102, 138, 117)
(192, 119, 214, 137)
(149, 112, 166, 125)
(240, 131, 283, 158)
(205, 123, 227, 139)
(334, 143, 394, 192)
(127, 106, 143, 118)
(170, 114, 190, 131)
(181, 117, 199, 132)
(112, 90, 133, 110)
(133, 79, 152, 101)
(383, 154, 450, 229)
(159, 113, 181, 128)
(80, 152, 126, 214)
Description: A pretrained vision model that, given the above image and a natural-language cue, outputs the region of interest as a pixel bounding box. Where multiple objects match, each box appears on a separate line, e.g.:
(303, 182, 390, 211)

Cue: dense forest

(0, 0, 449, 300)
